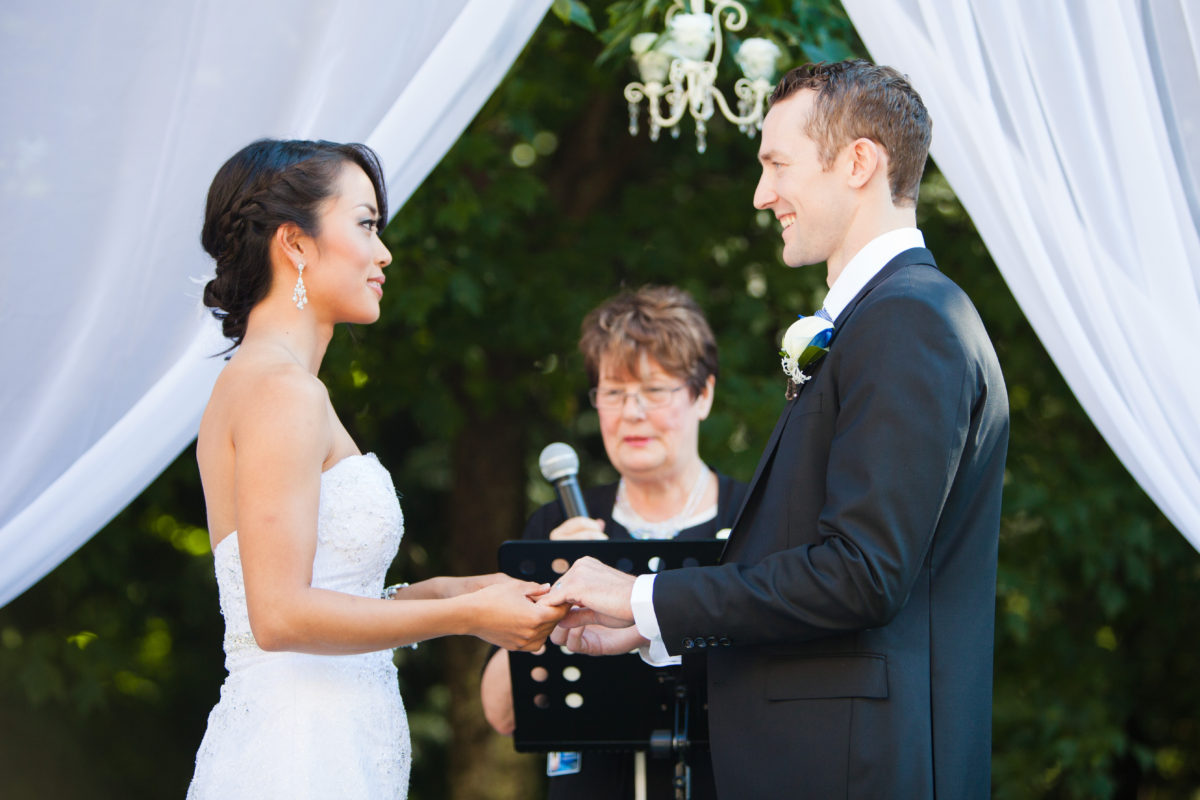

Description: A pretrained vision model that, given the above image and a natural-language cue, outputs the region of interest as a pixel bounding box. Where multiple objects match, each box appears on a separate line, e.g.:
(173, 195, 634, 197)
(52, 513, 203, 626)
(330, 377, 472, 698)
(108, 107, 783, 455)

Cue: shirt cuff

(631, 574, 680, 667)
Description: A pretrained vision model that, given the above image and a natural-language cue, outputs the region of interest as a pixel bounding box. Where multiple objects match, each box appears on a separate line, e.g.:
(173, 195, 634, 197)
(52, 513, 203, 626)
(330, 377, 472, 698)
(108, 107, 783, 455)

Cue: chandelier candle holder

(625, 0, 782, 153)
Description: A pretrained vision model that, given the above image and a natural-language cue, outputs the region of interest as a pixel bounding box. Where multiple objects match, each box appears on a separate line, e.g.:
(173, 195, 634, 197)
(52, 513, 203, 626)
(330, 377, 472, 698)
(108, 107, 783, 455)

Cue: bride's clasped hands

(449, 575, 568, 652)
(383, 572, 568, 652)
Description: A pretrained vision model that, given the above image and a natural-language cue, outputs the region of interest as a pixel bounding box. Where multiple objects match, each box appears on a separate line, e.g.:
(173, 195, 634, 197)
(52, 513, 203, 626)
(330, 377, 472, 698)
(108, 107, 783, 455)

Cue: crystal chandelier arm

(659, 59, 701, 127)
(711, 1, 748, 32)
(624, 82, 652, 104)
(657, 80, 692, 127)
(710, 77, 770, 126)
(706, 0, 747, 67)
(711, 0, 748, 28)
(625, 78, 692, 130)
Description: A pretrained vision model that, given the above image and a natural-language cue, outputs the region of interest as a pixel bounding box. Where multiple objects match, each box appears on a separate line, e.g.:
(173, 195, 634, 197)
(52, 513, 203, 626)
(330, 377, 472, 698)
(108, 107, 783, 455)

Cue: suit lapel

(720, 248, 938, 561)
(721, 399, 794, 560)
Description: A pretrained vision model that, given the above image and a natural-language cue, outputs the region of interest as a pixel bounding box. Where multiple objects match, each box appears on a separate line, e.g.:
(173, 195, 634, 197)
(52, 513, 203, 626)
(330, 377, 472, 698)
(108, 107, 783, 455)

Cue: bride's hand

(465, 579, 569, 651)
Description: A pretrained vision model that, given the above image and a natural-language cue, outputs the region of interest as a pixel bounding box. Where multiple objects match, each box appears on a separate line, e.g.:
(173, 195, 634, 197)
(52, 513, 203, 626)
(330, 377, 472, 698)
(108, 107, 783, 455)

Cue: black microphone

(538, 443, 589, 519)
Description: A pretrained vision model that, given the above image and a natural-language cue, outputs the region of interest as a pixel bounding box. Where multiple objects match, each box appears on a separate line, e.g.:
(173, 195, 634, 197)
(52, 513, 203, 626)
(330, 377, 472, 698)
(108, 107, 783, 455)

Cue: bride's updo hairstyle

(201, 139, 387, 345)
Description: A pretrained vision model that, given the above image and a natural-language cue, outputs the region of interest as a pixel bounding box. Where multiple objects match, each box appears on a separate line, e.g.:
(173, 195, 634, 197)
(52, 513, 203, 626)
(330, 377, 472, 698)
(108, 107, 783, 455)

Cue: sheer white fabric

(188, 454, 408, 798)
(842, 0, 1200, 549)
(0, 0, 551, 606)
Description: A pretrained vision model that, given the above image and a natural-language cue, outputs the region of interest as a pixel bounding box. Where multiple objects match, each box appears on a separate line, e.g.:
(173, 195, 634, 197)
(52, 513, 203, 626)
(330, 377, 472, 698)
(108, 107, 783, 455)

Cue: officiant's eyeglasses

(588, 384, 687, 410)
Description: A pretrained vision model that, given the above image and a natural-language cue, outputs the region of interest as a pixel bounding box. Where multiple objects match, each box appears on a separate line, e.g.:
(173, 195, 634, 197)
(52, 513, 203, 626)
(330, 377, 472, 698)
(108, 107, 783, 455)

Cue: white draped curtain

(842, 0, 1200, 550)
(0, 0, 551, 607)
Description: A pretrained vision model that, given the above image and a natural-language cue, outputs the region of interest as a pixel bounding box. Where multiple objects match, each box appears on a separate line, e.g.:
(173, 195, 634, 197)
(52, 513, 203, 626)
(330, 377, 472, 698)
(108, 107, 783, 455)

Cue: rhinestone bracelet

(382, 583, 419, 650)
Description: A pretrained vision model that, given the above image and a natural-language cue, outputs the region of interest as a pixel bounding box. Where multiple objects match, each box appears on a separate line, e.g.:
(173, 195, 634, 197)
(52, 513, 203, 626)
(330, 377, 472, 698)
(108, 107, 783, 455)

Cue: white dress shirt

(630, 227, 927, 665)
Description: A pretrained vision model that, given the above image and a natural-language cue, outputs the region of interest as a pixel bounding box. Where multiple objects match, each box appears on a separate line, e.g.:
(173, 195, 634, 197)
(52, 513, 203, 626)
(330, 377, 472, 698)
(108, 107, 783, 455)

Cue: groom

(543, 60, 1008, 798)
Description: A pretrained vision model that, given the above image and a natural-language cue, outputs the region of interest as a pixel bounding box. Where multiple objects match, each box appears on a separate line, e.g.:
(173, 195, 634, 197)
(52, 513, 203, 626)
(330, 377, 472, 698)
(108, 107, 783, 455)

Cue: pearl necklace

(614, 465, 713, 540)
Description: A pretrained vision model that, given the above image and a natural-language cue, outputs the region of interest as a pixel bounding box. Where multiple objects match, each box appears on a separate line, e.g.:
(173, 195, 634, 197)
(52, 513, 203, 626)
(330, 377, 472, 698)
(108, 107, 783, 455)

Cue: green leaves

(551, 0, 596, 32)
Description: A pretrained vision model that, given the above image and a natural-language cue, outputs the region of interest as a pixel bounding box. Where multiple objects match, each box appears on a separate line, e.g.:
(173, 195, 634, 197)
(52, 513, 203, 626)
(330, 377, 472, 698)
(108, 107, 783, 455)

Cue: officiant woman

(479, 285, 747, 799)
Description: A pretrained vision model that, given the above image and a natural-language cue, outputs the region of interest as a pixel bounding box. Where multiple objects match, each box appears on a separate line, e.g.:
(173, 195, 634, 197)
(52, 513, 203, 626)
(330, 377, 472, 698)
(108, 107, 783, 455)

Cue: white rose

(735, 38, 782, 82)
(630, 32, 659, 56)
(637, 50, 672, 84)
(781, 315, 833, 359)
(667, 13, 714, 60)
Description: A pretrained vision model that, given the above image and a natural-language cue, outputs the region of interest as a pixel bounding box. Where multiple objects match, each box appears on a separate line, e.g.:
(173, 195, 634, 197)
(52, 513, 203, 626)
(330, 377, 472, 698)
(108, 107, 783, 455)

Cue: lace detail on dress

(188, 453, 411, 799)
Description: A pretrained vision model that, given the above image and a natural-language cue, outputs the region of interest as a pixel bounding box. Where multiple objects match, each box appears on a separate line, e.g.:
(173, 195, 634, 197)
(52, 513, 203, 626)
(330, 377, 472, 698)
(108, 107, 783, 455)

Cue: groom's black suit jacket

(653, 249, 1008, 798)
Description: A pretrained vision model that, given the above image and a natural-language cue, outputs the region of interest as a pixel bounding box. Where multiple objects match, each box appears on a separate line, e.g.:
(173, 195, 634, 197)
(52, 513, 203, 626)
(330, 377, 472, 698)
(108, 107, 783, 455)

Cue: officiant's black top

(523, 475, 746, 800)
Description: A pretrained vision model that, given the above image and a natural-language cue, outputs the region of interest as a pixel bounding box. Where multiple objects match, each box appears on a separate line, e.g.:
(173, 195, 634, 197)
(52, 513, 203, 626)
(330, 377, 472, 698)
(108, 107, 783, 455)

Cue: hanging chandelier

(625, 0, 782, 153)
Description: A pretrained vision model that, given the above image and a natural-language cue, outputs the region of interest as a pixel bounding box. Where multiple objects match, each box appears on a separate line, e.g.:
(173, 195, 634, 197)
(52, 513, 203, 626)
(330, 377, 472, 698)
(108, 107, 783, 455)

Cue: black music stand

(498, 540, 724, 800)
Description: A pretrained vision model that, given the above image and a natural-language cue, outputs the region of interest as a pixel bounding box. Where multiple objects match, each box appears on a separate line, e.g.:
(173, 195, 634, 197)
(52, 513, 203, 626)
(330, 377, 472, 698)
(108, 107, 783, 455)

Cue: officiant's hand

(539, 555, 636, 628)
(548, 517, 607, 540)
(467, 578, 567, 652)
(551, 622, 646, 656)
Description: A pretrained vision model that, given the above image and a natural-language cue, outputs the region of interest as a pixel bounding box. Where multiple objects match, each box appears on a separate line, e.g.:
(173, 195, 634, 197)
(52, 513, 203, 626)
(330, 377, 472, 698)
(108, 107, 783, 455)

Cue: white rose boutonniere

(780, 315, 834, 399)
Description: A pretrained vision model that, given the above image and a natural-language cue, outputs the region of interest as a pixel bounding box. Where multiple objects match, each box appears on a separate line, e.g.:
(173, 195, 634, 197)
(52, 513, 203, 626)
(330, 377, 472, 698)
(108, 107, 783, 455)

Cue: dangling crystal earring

(292, 261, 307, 310)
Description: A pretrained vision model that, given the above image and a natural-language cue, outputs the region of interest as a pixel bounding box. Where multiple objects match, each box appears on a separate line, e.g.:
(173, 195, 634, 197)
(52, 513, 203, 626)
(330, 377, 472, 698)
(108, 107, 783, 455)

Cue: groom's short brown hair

(770, 59, 931, 207)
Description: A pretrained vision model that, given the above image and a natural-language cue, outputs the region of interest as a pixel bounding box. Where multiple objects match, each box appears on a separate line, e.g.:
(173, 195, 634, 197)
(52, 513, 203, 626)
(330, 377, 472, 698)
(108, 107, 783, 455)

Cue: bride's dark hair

(201, 139, 387, 346)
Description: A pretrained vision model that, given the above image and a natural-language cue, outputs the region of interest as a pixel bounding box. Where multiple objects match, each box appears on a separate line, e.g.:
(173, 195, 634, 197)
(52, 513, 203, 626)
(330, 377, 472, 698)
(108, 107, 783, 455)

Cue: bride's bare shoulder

(202, 345, 329, 439)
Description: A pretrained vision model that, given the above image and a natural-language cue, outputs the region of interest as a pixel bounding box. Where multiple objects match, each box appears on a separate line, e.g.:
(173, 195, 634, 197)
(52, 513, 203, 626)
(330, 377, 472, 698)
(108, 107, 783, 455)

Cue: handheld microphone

(538, 443, 589, 519)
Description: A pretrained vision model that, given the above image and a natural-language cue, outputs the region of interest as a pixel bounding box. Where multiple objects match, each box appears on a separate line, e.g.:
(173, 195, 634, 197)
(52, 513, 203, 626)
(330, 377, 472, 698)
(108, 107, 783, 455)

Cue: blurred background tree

(1, 2, 1196, 798)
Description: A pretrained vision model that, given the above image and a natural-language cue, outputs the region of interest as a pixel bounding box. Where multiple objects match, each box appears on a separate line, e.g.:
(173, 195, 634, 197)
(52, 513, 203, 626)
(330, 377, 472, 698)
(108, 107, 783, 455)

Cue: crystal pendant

(292, 263, 307, 310)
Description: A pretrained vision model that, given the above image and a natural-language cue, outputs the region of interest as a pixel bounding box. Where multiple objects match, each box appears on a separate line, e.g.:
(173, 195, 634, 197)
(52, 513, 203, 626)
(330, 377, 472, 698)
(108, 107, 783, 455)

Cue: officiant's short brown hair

(579, 286, 718, 400)
(770, 59, 931, 207)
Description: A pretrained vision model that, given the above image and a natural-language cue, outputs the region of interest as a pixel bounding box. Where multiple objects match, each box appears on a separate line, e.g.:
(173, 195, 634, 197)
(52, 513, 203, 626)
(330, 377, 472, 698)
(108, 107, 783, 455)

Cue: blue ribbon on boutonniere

(780, 314, 834, 400)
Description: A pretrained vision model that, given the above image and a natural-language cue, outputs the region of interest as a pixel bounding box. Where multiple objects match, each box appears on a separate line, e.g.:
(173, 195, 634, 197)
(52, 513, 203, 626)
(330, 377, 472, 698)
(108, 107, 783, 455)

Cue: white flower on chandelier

(735, 38, 782, 82)
(633, 31, 672, 84)
(667, 13, 715, 60)
(631, 32, 659, 56)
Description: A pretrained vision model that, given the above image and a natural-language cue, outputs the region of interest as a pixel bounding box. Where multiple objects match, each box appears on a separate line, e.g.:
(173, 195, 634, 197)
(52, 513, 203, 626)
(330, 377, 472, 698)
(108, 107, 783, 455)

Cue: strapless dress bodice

(212, 452, 404, 668)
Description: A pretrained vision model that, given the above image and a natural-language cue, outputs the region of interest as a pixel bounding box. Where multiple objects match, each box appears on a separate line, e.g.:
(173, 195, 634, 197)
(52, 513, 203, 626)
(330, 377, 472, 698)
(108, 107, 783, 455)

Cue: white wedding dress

(188, 453, 411, 799)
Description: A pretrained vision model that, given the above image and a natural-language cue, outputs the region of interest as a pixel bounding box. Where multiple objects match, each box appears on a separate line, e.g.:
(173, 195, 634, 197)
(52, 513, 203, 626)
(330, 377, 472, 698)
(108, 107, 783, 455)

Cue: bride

(187, 139, 565, 798)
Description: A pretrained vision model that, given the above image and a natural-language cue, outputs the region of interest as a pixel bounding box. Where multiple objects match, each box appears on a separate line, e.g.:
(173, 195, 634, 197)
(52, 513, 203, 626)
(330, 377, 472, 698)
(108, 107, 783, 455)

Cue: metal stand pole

(649, 683, 693, 800)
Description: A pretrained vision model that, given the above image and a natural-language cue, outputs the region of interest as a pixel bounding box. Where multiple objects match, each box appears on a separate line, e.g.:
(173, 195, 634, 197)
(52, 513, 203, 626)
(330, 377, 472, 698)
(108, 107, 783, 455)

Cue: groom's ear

(845, 137, 885, 191)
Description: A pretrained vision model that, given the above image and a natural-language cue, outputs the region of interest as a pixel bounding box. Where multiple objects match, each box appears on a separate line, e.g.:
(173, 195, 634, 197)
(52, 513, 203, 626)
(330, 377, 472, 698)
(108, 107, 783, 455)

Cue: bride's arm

(232, 370, 564, 655)
(390, 573, 511, 601)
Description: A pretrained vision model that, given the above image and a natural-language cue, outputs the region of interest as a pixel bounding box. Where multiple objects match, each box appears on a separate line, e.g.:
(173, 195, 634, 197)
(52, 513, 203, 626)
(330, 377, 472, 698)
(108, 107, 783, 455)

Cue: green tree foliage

(1, 2, 1197, 798)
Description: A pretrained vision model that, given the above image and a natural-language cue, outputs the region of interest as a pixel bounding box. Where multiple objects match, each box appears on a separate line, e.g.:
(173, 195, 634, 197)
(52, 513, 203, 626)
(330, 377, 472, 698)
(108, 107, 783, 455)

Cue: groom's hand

(550, 622, 647, 656)
(538, 556, 637, 628)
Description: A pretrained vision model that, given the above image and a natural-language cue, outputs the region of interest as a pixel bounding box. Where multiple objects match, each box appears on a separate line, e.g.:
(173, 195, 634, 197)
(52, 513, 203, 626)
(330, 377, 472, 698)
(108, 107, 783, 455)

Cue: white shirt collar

(820, 228, 925, 322)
